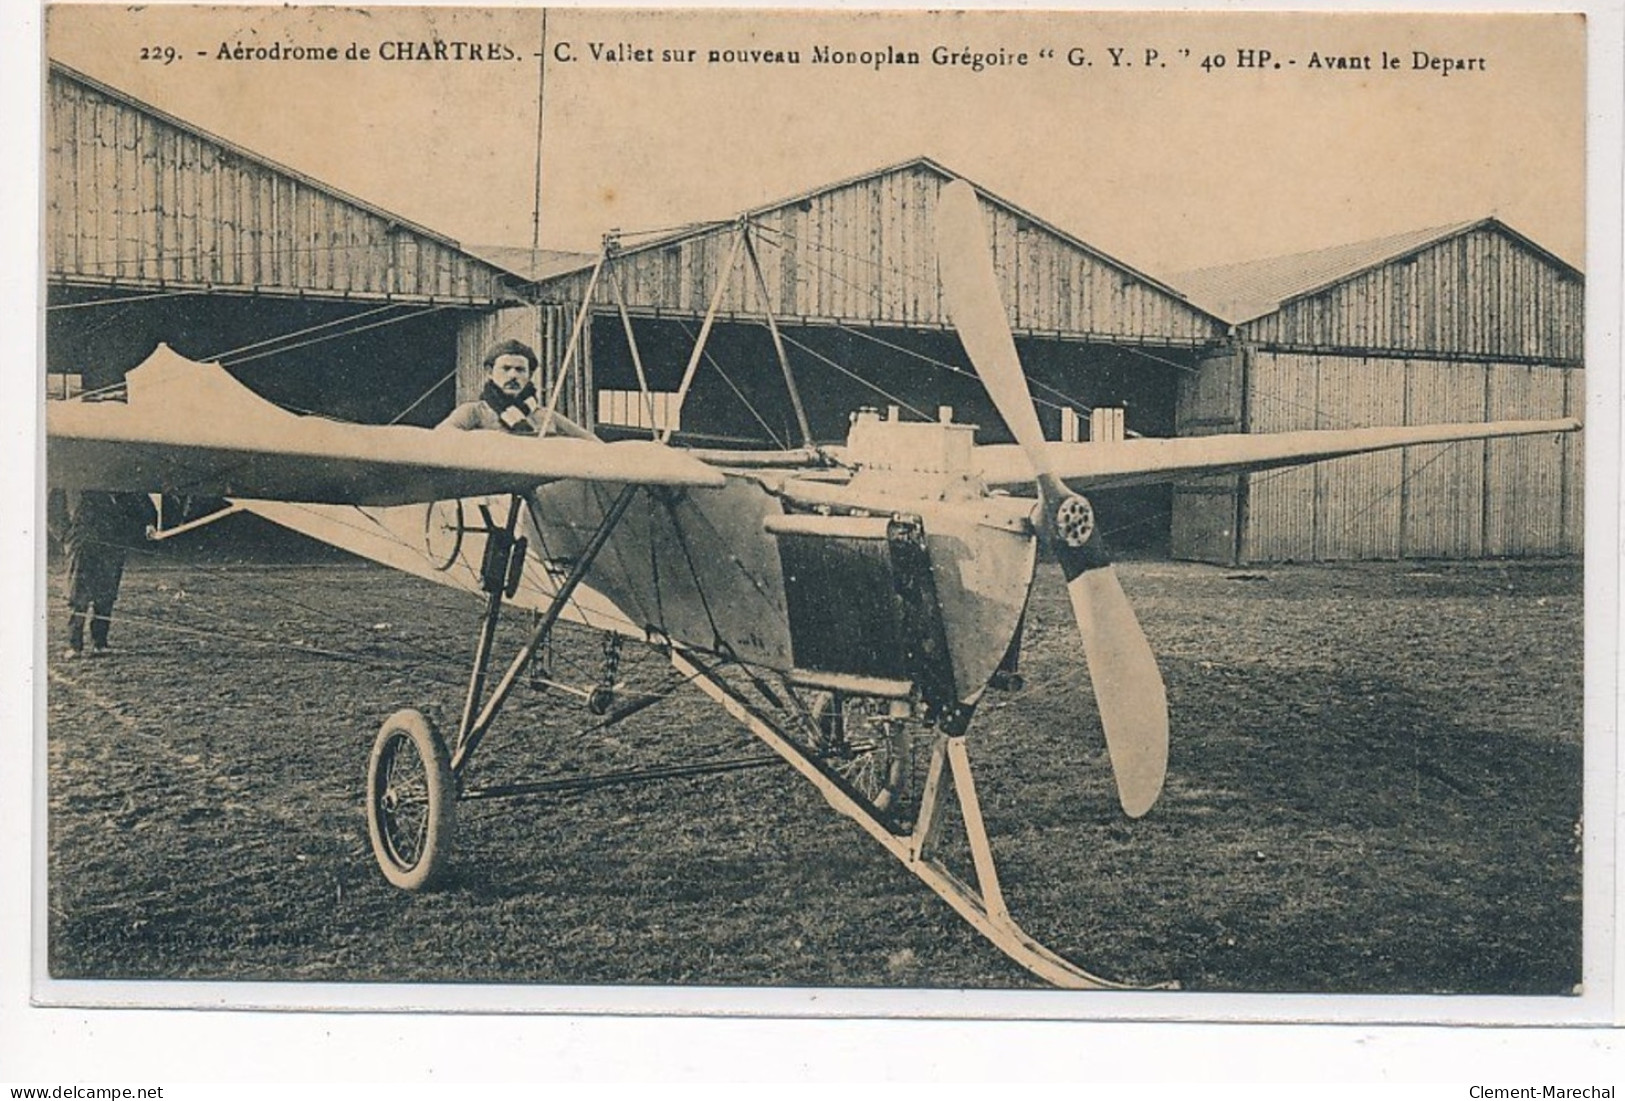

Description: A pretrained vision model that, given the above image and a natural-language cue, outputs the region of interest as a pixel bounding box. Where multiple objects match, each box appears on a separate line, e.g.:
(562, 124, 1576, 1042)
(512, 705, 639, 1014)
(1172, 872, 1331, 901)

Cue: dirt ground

(43, 542, 1584, 995)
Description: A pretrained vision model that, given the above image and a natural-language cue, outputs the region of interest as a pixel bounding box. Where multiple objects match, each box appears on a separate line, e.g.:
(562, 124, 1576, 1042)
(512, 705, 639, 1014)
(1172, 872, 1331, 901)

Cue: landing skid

(671, 648, 1171, 991)
(362, 486, 1167, 990)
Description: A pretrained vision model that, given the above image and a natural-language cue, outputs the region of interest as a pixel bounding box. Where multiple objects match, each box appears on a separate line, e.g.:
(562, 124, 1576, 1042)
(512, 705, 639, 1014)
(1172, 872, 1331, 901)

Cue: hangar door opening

(47, 287, 467, 426)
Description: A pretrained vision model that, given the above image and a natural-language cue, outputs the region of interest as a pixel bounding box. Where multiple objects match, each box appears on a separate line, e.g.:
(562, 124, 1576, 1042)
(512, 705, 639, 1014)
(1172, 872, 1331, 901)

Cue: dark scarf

(481, 380, 542, 432)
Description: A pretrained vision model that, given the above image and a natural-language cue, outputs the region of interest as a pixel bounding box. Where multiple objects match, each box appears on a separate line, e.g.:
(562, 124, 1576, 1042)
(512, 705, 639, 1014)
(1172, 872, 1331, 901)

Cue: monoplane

(47, 180, 1580, 988)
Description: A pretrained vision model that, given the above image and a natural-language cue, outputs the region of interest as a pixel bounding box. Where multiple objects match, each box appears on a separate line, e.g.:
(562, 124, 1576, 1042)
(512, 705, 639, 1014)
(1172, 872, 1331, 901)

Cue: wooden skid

(670, 647, 1154, 991)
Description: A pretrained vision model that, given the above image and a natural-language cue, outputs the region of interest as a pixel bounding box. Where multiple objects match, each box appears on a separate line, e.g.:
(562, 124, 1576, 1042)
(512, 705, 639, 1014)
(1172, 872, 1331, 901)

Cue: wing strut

(448, 484, 640, 775)
(663, 224, 748, 443)
(610, 264, 660, 433)
(144, 500, 246, 542)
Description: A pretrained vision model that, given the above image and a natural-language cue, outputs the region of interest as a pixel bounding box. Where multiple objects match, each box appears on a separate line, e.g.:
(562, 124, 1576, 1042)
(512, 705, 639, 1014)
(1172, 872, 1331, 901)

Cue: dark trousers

(65, 538, 127, 649)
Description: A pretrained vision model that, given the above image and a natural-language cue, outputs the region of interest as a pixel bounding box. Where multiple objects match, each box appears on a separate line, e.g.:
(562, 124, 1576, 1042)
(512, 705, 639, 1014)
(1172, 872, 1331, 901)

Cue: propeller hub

(1052, 493, 1096, 548)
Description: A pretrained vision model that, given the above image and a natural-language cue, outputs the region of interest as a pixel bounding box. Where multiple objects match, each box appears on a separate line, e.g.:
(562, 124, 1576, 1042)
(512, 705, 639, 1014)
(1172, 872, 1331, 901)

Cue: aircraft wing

(975, 418, 1581, 492)
(47, 344, 724, 504)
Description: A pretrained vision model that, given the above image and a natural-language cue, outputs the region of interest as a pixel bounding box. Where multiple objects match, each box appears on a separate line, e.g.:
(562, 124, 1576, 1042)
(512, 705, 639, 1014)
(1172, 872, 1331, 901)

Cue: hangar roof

(592, 155, 1204, 307)
(1171, 218, 1585, 325)
(463, 244, 596, 283)
(531, 156, 1226, 345)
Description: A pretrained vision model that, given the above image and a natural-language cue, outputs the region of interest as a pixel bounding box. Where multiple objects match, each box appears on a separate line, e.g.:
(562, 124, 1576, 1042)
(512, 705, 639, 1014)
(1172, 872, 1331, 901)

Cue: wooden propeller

(935, 179, 1169, 817)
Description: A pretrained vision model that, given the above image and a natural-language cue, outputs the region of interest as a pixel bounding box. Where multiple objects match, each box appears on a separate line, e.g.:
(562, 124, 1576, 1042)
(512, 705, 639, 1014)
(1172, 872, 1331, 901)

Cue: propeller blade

(1061, 548, 1170, 818)
(936, 179, 1053, 475)
(938, 177, 1169, 817)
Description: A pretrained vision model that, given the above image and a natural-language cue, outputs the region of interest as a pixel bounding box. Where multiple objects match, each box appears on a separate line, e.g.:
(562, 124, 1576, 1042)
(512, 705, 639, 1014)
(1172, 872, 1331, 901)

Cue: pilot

(60, 490, 156, 658)
(439, 339, 545, 433)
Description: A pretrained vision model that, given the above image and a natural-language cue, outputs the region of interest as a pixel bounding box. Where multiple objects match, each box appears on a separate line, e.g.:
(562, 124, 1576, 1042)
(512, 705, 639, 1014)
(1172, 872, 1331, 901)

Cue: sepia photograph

(30, 2, 1612, 1024)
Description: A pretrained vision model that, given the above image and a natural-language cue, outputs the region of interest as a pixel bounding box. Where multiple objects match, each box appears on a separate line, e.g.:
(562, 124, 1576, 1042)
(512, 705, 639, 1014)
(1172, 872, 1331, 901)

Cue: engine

(842, 405, 983, 502)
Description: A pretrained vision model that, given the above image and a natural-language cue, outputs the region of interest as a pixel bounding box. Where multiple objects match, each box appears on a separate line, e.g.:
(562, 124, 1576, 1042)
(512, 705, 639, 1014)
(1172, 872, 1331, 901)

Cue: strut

(449, 483, 640, 775)
(668, 647, 1172, 990)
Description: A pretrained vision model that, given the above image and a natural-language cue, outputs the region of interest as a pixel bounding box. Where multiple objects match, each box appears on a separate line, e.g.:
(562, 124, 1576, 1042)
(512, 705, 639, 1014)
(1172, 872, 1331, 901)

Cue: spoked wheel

(366, 708, 456, 890)
(809, 692, 918, 831)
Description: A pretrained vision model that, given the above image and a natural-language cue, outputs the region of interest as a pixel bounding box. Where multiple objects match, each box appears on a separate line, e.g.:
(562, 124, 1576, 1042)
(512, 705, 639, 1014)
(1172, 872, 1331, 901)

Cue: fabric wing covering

(46, 344, 725, 505)
(973, 419, 1581, 493)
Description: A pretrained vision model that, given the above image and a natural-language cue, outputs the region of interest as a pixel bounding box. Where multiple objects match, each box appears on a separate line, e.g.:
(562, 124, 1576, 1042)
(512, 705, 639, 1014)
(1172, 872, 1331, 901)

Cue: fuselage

(243, 418, 1038, 714)
(526, 466, 1037, 711)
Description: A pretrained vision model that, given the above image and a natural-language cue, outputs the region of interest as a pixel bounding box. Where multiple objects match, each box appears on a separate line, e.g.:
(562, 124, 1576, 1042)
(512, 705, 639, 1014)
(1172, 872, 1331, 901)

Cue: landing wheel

(587, 686, 615, 716)
(812, 693, 917, 830)
(366, 708, 456, 890)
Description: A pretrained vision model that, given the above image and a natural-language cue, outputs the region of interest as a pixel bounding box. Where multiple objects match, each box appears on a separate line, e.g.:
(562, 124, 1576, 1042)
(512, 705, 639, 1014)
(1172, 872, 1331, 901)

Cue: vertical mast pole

(530, 9, 549, 263)
(743, 225, 814, 449)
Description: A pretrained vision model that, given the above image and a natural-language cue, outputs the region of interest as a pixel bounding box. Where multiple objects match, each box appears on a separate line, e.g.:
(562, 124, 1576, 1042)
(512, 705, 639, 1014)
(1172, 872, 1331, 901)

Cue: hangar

(514, 160, 1585, 561)
(44, 61, 529, 427)
(44, 64, 1583, 562)
(1173, 223, 1584, 562)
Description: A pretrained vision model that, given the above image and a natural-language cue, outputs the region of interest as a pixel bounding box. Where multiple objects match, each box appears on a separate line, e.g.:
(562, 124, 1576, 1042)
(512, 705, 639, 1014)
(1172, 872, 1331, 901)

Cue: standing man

(61, 490, 155, 658)
(439, 339, 593, 438)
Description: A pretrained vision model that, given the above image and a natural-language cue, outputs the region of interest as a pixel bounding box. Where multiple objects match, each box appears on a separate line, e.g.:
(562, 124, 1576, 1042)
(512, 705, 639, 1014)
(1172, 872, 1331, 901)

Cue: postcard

(27, 3, 1615, 1045)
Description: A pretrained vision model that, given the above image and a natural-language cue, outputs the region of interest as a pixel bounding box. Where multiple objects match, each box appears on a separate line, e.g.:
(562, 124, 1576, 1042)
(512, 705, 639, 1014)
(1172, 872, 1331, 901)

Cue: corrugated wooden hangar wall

(44, 62, 532, 426)
(1174, 222, 1583, 563)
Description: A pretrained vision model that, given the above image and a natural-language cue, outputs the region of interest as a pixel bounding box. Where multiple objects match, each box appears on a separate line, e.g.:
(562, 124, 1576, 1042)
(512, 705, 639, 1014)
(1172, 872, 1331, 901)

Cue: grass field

(44, 548, 1584, 995)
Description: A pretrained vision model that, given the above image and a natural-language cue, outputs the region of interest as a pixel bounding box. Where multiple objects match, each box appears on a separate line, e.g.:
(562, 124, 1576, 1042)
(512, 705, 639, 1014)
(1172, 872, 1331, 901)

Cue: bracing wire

(51, 298, 148, 347)
(204, 301, 405, 362)
(1243, 422, 1471, 547)
(747, 220, 897, 311)
(223, 305, 454, 366)
(61, 533, 476, 681)
(57, 525, 715, 706)
(388, 371, 458, 425)
(64, 378, 130, 401)
(832, 318, 1138, 432)
(750, 227, 1152, 430)
(1333, 437, 1459, 536)
(672, 319, 789, 449)
(750, 218, 1370, 433)
(47, 289, 201, 311)
(97, 608, 470, 684)
(521, 490, 618, 645)
(614, 219, 733, 243)
(775, 329, 933, 422)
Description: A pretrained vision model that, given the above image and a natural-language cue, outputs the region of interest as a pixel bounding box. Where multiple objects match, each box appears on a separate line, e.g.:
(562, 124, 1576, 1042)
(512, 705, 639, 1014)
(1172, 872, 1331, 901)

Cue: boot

(64, 612, 85, 659)
(89, 613, 111, 654)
